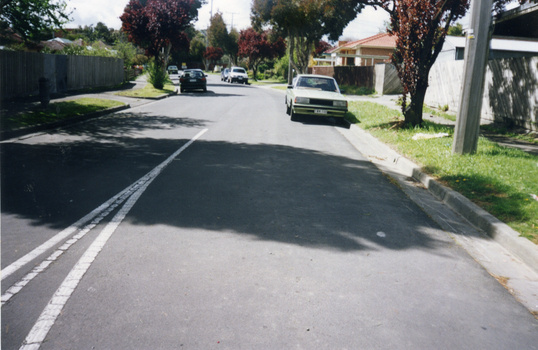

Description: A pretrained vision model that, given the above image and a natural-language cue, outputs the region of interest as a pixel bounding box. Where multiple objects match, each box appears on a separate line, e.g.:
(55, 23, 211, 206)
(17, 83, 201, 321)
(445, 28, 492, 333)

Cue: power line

(226, 12, 239, 30)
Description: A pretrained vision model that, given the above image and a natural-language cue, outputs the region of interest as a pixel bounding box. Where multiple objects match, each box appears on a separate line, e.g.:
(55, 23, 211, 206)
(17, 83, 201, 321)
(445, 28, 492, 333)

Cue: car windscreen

(183, 71, 202, 78)
(232, 68, 245, 73)
(296, 77, 338, 92)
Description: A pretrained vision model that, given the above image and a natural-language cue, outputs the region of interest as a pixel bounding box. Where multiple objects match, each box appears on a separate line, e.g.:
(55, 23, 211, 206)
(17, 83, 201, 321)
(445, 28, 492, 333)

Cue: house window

(347, 57, 355, 66)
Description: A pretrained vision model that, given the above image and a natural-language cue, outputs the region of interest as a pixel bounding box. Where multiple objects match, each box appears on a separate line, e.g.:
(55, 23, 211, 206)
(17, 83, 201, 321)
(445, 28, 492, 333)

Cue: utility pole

(210, 0, 213, 19)
(226, 12, 238, 30)
(452, 0, 494, 154)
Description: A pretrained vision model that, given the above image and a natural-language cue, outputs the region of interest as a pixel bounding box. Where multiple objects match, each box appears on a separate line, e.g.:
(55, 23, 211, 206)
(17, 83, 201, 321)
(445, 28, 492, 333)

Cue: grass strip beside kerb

(115, 83, 175, 98)
(423, 105, 457, 122)
(339, 85, 376, 96)
(347, 101, 538, 244)
(1, 98, 125, 130)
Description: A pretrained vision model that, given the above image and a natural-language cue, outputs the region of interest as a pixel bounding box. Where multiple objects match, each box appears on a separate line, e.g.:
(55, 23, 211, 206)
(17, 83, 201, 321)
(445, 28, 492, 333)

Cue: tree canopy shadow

(3, 126, 460, 268)
(488, 57, 538, 131)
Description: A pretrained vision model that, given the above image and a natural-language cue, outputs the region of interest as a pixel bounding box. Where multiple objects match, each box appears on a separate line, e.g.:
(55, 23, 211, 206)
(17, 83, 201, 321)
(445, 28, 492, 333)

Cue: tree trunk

(162, 44, 172, 72)
(403, 82, 427, 127)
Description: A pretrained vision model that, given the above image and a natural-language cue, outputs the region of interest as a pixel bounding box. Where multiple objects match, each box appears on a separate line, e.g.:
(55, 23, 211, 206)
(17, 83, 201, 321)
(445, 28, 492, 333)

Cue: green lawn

(115, 83, 176, 98)
(1, 98, 125, 130)
(339, 85, 376, 96)
(347, 101, 538, 244)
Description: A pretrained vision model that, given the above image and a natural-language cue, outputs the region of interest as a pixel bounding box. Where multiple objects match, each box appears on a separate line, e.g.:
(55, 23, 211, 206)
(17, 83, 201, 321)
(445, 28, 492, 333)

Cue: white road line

(1, 188, 132, 281)
(19, 129, 207, 350)
(2, 185, 136, 305)
(1, 129, 208, 281)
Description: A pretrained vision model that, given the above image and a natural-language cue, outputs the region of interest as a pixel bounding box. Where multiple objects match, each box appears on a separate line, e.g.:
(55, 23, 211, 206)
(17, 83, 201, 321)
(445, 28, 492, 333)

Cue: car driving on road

(285, 74, 348, 124)
(180, 69, 207, 93)
(228, 67, 248, 84)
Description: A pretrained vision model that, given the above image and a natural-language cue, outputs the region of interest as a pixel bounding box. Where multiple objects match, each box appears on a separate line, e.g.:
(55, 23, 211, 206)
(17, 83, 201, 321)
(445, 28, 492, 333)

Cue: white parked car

(228, 67, 249, 84)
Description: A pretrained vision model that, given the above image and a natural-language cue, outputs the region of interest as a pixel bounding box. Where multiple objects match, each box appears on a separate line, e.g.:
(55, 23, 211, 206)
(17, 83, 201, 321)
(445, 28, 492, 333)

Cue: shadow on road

(1, 109, 456, 263)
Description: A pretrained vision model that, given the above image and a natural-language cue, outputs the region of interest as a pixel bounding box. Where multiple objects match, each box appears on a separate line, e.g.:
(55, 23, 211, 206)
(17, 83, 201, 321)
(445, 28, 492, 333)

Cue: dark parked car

(221, 68, 229, 81)
(180, 69, 207, 93)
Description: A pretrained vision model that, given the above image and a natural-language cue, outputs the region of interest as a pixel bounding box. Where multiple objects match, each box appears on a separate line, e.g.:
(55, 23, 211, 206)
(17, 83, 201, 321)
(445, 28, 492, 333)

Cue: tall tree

(251, 0, 364, 79)
(207, 11, 227, 49)
(189, 31, 206, 62)
(94, 22, 113, 44)
(120, 0, 203, 69)
(207, 11, 240, 66)
(226, 28, 239, 65)
(238, 27, 286, 81)
(1, 0, 72, 43)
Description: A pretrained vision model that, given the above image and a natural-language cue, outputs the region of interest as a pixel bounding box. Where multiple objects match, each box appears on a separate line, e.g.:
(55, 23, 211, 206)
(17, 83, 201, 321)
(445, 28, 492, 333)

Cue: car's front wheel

(290, 108, 298, 121)
(286, 102, 291, 115)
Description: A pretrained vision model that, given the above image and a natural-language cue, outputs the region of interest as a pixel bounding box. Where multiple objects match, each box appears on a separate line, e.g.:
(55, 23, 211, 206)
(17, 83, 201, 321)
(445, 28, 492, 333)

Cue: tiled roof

(341, 33, 396, 49)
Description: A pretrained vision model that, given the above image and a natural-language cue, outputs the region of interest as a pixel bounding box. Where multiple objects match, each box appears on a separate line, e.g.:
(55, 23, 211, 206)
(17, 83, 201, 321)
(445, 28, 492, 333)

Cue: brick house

(327, 33, 396, 67)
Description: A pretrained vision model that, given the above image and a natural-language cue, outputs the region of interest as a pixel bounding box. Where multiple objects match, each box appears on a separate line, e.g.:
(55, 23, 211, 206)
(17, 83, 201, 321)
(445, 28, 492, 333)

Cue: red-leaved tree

(314, 40, 333, 57)
(203, 46, 224, 70)
(238, 28, 286, 81)
(120, 0, 201, 70)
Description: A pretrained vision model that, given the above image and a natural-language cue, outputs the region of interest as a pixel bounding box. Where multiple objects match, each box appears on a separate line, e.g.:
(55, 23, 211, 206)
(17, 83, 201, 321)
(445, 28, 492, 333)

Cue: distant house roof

(42, 37, 75, 51)
(334, 33, 396, 52)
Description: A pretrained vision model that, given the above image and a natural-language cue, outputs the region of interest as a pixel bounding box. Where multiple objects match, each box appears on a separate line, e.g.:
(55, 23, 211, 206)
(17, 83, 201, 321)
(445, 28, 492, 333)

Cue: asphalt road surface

(2, 75, 538, 349)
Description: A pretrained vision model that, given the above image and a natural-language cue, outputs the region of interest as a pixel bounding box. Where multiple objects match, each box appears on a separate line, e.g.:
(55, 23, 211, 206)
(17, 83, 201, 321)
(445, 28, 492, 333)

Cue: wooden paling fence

(0, 50, 124, 100)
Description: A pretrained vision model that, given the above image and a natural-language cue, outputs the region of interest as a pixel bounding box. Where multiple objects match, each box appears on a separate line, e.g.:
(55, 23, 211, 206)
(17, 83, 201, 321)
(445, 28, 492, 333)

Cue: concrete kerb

(346, 121, 538, 273)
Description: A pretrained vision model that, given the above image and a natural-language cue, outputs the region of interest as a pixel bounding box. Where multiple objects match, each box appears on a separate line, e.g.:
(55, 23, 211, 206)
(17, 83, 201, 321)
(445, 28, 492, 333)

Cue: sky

(66, 0, 522, 42)
(67, 0, 391, 42)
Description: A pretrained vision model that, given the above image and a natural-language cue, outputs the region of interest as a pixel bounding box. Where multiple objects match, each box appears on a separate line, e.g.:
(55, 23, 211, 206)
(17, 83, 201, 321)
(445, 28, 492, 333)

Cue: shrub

(147, 62, 170, 90)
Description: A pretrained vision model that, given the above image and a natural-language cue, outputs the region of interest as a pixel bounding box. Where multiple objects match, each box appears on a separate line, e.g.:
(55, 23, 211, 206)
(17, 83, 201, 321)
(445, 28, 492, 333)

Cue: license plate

(190, 79, 196, 82)
(238, 77, 243, 80)
(314, 109, 327, 114)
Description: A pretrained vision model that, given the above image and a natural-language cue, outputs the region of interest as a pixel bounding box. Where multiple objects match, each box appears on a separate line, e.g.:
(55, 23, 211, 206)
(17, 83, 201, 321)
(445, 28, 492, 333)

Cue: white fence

(425, 57, 538, 131)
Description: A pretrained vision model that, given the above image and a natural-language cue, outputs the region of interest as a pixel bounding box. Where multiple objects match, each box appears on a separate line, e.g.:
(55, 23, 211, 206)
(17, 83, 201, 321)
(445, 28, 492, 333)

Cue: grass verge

(115, 83, 175, 98)
(481, 124, 538, 145)
(1, 98, 125, 130)
(423, 105, 457, 122)
(340, 85, 376, 96)
(347, 101, 538, 244)
(250, 77, 287, 86)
